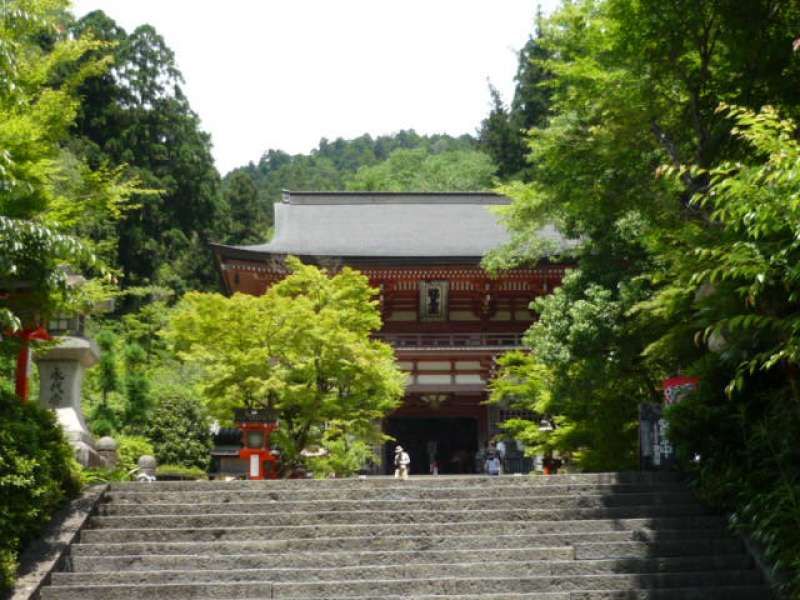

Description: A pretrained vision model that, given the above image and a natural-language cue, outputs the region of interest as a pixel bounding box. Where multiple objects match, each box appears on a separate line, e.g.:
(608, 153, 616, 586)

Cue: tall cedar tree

(479, 15, 552, 180)
(71, 12, 225, 297)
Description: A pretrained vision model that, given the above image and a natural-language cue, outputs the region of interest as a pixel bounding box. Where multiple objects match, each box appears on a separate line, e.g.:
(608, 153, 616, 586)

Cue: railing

(375, 332, 524, 348)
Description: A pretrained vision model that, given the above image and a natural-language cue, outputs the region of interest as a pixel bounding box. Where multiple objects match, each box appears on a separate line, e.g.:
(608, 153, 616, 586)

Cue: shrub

(87, 401, 119, 438)
(308, 439, 374, 479)
(116, 435, 154, 473)
(81, 466, 130, 485)
(307, 423, 377, 479)
(155, 464, 208, 480)
(667, 370, 800, 596)
(145, 392, 212, 470)
(0, 389, 83, 593)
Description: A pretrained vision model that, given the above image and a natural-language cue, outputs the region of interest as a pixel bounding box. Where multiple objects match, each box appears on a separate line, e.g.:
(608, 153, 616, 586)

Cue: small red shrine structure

(238, 421, 279, 480)
(212, 191, 573, 474)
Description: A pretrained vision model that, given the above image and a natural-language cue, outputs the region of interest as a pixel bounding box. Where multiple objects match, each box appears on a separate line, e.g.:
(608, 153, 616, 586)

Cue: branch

(651, 120, 710, 207)
(651, 121, 692, 189)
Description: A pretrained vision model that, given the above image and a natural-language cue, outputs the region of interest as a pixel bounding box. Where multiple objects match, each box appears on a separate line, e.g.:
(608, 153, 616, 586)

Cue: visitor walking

(394, 445, 411, 480)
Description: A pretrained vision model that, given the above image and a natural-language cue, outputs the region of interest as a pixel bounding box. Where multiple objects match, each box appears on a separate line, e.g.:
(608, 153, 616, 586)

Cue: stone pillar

(35, 336, 102, 467)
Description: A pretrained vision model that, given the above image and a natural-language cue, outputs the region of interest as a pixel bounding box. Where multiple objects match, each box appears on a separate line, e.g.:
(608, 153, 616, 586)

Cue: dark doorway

(385, 417, 478, 475)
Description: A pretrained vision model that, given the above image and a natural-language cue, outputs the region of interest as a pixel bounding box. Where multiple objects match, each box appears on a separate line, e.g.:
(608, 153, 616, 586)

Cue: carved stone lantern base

(35, 336, 104, 467)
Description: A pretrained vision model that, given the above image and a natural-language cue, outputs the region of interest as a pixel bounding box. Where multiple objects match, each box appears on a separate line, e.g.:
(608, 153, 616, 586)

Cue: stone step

(67, 541, 747, 575)
(267, 572, 766, 598)
(285, 590, 772, 600)
(568, 590, 772, 600)
(104, 484, 688, 504)
(68, 546, 573, 571)
(69, 528, 732, 556)
(107, 472, 683, 492)
(53, 557, 759, 587)
(81, 515, 728, 545)
(573, 540, 745, 559)
(36, 473, 767, 600)
(40, 582, 271, 599)
(79, 516, 728, 544)
(88, 505, 710, 530)
(63, 554, 753, 578)
(39, 585, 772, 600)
(98, 493, 697, 516)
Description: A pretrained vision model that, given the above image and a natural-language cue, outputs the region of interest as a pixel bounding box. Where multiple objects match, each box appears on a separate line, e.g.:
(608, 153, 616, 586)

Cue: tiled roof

(221, 191, 571, 259)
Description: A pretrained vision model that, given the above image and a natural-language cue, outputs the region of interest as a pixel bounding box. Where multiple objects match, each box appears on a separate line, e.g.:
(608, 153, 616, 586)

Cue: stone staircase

(39, 472, 772, 599)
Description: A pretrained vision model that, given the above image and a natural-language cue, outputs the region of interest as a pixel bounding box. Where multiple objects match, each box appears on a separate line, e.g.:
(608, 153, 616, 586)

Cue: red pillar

(11, 326, 50, 402)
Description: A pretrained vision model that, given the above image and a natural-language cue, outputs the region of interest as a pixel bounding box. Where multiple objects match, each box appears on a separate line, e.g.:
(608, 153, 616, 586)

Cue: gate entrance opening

(384, 417, 479, 475)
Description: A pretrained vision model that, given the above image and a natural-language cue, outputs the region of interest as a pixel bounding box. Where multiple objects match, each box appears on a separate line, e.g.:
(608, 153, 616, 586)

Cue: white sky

(71, 0, 558, 175)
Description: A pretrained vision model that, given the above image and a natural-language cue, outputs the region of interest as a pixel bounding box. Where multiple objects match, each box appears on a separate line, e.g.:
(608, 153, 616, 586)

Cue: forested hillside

(224, 131, 494, 240)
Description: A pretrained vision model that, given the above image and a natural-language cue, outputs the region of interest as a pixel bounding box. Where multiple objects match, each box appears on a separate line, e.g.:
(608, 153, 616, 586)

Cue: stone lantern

(33, 272, 110, 467)
(35, 335, 102, 467)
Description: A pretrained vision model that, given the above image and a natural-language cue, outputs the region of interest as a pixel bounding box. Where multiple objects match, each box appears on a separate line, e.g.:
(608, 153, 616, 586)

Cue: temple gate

(212, 191, 571, 474)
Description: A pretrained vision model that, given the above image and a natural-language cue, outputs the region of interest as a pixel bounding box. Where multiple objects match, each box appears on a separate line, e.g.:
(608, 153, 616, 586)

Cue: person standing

(485, 452, 502, 476)
(394, 445, 411, 480)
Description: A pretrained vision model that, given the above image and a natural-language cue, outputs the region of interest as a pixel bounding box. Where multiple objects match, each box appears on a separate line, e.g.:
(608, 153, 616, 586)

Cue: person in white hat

(394, 445, 411, 480)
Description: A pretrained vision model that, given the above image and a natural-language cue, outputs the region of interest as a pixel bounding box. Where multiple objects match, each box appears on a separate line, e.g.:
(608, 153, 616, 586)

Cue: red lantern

(663, 376, 700, 406)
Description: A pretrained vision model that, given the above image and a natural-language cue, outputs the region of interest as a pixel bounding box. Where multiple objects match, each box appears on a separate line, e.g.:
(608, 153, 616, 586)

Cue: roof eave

(209, 243, 570, 269)
(210, 244, 488, 266)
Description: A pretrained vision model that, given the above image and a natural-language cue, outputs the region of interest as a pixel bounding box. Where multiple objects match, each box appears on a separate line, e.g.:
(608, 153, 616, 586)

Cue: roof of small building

(215, 191, 570, 260)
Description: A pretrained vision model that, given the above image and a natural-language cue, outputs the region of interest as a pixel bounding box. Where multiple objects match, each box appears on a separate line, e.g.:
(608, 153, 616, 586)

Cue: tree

(0, 388, 83, 593)
(0, 2, 133, 335)
(490, 272, 656, 470)
(478, 85, 527, 180)
(478, 14, 552, 181)
(307, 420, 377, 478)
(95, 330, 119, 403)
(487, 350, 552, 451)
(642, 106, 800, 594)
(486, 0, 800, 458)
(167, 258, 405, 474)
(89, 329, 120, 436)
(509, 12, 552, 137)
(347, 148, 495, 192)
(122, 342, 150, 432)
(221, 170, 268, 245)
(70, 13, 225, 296)
(486, 0, 800, 590)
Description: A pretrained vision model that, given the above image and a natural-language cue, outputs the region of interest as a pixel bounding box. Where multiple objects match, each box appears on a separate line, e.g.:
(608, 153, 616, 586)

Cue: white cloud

(71, 0, 558, 174)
